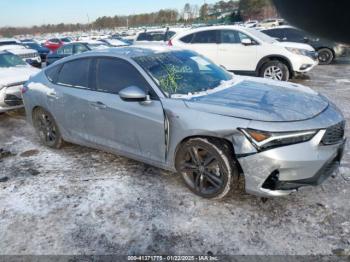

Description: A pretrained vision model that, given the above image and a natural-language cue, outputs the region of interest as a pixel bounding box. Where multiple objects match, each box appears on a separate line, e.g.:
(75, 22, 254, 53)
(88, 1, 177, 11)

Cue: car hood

(274, 41, 315, 51)
(0, 66, 40, 87)
(183, 77, 329, 122)
(0, 45, 38, 55)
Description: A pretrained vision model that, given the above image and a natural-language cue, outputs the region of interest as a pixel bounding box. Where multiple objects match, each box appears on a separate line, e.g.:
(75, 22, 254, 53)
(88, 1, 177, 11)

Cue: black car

(22, 41, 50, 63)
(46, 42, 108, 65)
(262, 26, 348, 65)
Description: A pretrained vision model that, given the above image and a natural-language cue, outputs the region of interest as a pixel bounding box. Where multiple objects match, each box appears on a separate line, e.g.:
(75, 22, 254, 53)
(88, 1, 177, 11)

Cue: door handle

(46, 92, 58, 99)
(90, 101, 107, 109)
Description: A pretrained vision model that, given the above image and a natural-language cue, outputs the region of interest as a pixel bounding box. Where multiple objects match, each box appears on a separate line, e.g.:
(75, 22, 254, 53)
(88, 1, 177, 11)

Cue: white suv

(170, 26, 318, 81)
(0, 38, 41, 67)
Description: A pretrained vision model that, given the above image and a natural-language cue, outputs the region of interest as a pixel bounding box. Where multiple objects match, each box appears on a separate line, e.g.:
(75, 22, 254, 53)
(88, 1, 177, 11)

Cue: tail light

(168, 39, 173, 46)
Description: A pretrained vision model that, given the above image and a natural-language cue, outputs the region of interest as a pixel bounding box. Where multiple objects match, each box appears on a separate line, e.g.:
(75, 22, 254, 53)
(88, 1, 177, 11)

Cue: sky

(0, 0, 219, 27)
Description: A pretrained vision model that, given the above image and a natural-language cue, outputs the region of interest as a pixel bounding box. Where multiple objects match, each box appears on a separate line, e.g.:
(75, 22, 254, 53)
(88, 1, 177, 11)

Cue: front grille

(322, 121, 345, 145)
(4, 94, 23, 106)
(18, 53, 37, 59)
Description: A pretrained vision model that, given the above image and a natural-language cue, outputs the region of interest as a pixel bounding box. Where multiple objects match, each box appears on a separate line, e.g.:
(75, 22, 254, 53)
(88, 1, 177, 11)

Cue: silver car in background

(22, 46, 346, 199)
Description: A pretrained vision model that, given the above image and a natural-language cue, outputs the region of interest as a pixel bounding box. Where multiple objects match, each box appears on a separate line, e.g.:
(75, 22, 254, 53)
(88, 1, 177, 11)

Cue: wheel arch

(174, 135, 243, 173)
(32, 105, 51, 122)
(31, 105, 66, 140)
(256, 55, 293, 77)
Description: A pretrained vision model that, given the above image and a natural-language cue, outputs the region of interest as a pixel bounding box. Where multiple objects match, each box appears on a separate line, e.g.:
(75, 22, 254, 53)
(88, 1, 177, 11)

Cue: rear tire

(317, 48, 334, 65)
(259, 60, 290, 81)
(175, 138, 239, 199)
(33, 108, 63, 149)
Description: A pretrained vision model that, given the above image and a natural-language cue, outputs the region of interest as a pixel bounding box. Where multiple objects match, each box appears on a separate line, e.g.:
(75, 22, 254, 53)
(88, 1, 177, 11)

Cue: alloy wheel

(263, 66, 283, 81)
(34, 111, 58, 146)
(179, 146, 225, 195)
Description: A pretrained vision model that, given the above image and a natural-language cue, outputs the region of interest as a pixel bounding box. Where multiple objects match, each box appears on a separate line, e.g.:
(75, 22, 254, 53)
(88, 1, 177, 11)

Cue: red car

(43, 38, 64, 51)
(43, 37, 72, 51)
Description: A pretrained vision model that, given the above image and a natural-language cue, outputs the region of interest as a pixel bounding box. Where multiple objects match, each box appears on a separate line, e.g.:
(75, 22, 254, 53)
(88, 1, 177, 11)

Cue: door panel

(50, 58, 92, 141)
(217, 30, 258, 71)
(186, 30, 219, 63)
(83, 57, 166, 163)
(85, 91, 166, 163)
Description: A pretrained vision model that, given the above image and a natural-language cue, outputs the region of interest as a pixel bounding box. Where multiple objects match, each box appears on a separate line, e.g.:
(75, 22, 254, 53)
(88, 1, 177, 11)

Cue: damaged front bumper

(0, 83, 25, 112)
(237, 130, 346, 198)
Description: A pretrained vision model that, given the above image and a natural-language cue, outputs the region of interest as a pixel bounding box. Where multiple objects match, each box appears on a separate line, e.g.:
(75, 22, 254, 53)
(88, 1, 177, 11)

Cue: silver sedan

(22, 46, 346, 199)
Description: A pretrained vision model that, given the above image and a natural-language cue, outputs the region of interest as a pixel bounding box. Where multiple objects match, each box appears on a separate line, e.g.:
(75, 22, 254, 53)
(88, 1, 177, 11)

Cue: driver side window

(95, 58, 157, 99)
(220, 30, 240, 44)
(238, 32, 253, 43)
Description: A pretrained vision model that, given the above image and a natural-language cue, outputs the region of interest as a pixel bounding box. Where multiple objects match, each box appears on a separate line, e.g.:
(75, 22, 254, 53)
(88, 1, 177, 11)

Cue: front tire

(175, 138, 238, 199)
(260, 60, 290, 81)
(33, 108, 63, 149)
(317, 48, 334, 65)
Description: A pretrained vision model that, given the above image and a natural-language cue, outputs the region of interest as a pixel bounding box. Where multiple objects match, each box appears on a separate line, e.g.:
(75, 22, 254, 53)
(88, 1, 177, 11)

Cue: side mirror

(119, 86, 148, 102)
(241, 38, 253, 46)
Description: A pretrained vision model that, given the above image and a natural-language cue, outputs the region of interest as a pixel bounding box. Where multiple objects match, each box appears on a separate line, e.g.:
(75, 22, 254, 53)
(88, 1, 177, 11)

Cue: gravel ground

(0, 59, 349, 256)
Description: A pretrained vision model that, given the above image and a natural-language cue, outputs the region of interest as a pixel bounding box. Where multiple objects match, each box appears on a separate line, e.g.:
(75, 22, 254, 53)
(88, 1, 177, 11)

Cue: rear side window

(165, 31, 176, 41)
(45, 64, 62, 83)
(57, 59, 91, 88)
(74, 44, 89, 54)
(136, 33, 148, 41)
(192, 30, 218, 44)
(180, 34, 194, 43)
(57, 45, 73, 55)
(95, 58, 154, 96)
(220, 30, 240, 44)
(137, 32, 165, 41)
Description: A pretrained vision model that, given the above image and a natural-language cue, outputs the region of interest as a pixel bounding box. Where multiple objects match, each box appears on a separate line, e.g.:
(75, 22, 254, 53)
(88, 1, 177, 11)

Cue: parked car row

(46, 41, 110, 65)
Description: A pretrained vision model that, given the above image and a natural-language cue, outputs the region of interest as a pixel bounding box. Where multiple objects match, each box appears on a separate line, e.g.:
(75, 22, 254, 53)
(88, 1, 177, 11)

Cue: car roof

(0, 38, 20, 43)
(262, 25, 295, 31)
(172, 25, 249, 39)
(54, 45, 182, 64)
(94, 45, 181, 57)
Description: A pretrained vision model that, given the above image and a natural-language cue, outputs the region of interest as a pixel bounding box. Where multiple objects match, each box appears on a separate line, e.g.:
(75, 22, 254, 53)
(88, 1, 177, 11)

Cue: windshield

(137, 32, 166, 41)
(24, 42, 40, 49)
(134, 50, 233, 96)
(0, 53, 26, 67)
(244, 28, 277, 44)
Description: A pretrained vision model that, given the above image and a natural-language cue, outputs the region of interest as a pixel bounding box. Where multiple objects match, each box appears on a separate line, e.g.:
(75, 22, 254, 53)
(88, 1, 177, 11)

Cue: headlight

(240, 128, 317, 150)
(286, 47, 310, 56)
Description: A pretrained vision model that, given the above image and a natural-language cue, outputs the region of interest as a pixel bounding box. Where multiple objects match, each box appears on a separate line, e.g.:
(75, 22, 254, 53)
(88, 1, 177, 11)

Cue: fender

(255, 54, 293, 76)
